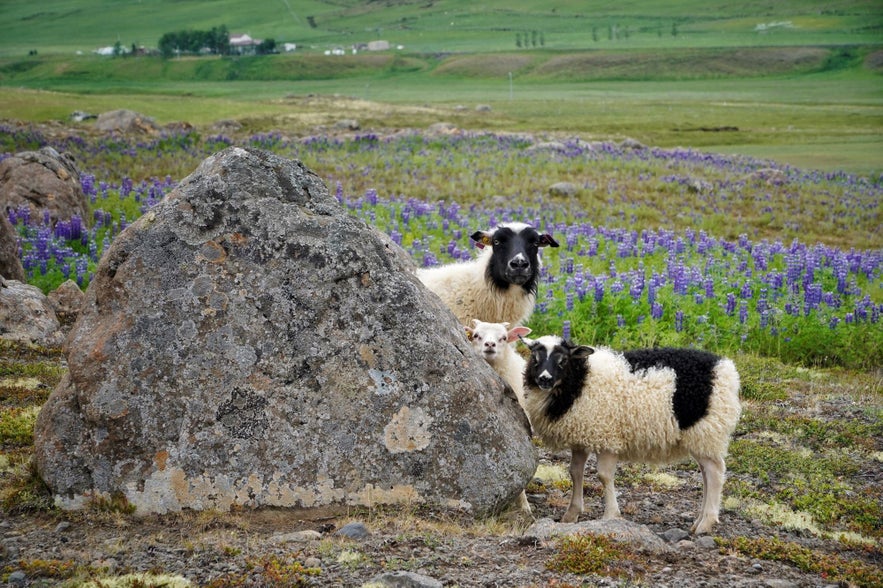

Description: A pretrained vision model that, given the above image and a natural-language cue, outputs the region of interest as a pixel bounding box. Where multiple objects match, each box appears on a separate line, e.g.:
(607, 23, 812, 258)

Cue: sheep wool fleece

(525, 346, 741, 464)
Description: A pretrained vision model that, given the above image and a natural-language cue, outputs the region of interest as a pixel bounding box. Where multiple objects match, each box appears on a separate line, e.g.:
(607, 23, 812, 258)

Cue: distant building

(229, 33, 261, 55)
(367, 40, 390, 51)
(283, 43, 297, 52)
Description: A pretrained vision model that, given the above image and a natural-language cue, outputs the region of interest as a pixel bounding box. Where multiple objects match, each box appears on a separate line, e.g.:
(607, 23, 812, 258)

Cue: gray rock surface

(34, 146, 535, 516)
(0, 212, 25, 282)
(548, 181, 579, 197)
(95, 109, 160, 134)
(0, 146, 88, 225)
(0, 279, 64, 347)
(524, 517, 670, 552)
(368, 571, 444, 588)
(47, 278, 85, 331)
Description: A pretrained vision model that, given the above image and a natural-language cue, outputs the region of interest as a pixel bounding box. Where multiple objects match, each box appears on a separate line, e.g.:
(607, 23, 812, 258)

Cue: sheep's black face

(471, 223, 559, 294)
(524, 337, 593, 392)
(523, 336, 593, 421)
(525, 340, 567, 391)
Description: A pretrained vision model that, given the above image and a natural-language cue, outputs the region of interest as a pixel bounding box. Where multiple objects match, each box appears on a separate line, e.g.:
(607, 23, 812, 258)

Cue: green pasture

(0, 1, 881, 175)
(0, 0, 881, 55)
(2, 53, 881, 175)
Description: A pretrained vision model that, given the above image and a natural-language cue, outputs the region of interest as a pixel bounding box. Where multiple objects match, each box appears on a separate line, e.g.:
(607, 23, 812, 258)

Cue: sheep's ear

(571, 345, 594, 359)
(507, 326, 531, 343)
(518, 336, 535, 348)
(538, 234, 559, 248)
(470, 230, 494, 249)
(464, 326, 474, 340)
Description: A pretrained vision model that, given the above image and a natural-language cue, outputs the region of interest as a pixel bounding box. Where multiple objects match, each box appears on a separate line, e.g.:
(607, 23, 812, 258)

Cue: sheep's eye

(493, 238, 501, 246)
(556, 354, 568, 367)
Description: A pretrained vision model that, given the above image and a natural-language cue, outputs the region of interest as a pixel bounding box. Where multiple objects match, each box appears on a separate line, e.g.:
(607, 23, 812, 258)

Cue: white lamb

(464, 319, 531, 411)
(465, 319, 534, 516)
(521, 336, 741, 534)
(416, 222, 558, 327)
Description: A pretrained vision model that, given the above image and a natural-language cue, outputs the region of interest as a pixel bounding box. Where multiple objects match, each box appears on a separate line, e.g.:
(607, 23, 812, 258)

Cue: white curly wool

(417, 248, 536, 326)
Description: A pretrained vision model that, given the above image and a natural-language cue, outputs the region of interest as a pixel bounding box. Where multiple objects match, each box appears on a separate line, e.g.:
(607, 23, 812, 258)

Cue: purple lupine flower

(651, 301, 663, 320)
(675, 310, 684, 332)
(566, 291, 574, 311)
(629, 272, 644, 301)
(562, 320, 571, 341)
(120, 177, 133, 198)
(725, 292, 736, 315)
(739, 301, 748, 324)
(593, 279, 605, 303)
(804, 283, 822, 315)
(75, 258, 88, 286)
(82, 174, 97, 203)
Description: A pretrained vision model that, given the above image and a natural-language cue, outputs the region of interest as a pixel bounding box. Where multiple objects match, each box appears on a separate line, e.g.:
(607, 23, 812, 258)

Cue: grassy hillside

(0, 2, 881, 175)
(0, 0, 881, 56)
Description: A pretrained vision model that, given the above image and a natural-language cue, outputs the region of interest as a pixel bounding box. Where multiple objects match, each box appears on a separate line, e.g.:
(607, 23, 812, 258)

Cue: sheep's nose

(509, 256, 529, 270)
(484, 341, 495, 349)
(536, 373, 554, 390)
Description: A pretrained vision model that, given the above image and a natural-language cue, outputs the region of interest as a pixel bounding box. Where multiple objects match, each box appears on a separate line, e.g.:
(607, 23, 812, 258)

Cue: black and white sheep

(521, 336, 741, 534)
(417, 222, 559, 327)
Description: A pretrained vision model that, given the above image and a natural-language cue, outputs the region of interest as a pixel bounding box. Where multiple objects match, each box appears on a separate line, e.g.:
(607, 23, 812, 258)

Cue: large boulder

(34, 147, 535, 515)
(0, 279, 64, 348)
(47, 279, 85, 332)
(95, 109, 160, 134)
(0, 212, 25, 281)
(0, 146, 89, 226)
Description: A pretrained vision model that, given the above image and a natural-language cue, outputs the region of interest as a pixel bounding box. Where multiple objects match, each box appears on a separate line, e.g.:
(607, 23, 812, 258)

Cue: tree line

(157, 25, 277, 58)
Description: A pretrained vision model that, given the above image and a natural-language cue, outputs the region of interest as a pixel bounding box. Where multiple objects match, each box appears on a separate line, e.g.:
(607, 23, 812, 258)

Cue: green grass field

(0, 1, 881, 175)
(1, 0, 881, 55)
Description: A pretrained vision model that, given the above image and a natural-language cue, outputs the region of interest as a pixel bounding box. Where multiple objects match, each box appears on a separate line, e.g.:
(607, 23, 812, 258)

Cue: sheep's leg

(597, 451, 621, 520)
(561, 448, 589, 523)
(691, 455, 725, 534)
(516, 490, 532, 515)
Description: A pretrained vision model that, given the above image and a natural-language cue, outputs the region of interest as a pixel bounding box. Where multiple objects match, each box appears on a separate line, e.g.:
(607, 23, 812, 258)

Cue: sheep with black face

(416, 222, 558, 327)
(521, 336, 741, 534)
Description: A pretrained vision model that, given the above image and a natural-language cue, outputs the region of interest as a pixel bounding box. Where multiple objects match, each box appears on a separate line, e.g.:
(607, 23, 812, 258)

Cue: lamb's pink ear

(470, 230, 494, 249)
(507, 326, 532, 343)
(538, 234, 559, 248)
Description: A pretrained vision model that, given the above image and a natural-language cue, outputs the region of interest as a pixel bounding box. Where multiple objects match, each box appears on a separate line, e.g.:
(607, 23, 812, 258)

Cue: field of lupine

(3, 125, 881, 370)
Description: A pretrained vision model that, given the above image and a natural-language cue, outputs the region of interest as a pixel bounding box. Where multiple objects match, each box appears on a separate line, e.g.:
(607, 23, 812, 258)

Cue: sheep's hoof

(691, 518, 717, 535)
(560, 510, 581, 523)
